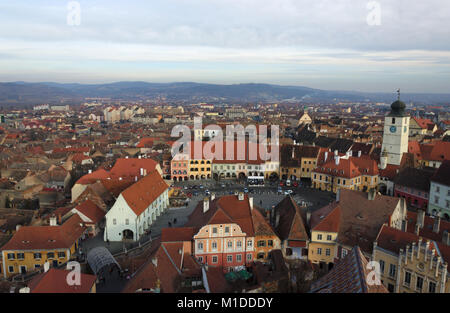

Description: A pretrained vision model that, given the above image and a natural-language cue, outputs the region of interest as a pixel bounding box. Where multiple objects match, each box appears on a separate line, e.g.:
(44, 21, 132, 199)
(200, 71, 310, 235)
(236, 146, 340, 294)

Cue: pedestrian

(174, 218, 177, 224)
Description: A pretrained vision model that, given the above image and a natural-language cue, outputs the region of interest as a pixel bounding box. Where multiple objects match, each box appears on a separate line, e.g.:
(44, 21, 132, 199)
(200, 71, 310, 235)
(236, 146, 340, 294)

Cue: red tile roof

(1, 214, 86, 251)
(28, 268, 96, 293)
(310, 246, 388, 293)
(185, 194, 255, 237)
(109, 158, 159, 180)
(74, 200, 105, 224)
(313, 206, 341, 233)
(121, 170, 169, 216)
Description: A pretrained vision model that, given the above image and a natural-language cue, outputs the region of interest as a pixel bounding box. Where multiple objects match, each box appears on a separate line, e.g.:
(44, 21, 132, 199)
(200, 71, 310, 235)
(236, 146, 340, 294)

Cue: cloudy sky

(0, 0, 449, 92)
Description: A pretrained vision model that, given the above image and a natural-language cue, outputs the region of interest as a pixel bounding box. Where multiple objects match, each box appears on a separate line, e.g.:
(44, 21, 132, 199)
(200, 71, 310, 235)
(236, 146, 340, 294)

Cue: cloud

(0, 0, 449, 91)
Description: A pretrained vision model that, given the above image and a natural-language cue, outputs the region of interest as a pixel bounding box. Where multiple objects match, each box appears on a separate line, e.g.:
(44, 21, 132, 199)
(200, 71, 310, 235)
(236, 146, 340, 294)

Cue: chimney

(152, 257, 158, 267)
(203, 197, 209, 213)
(368, 188, 376, 201)
(210, 193, 215, 201)
(249, 197, 253, 210)
(324, 151, 328, 162)
(336, 188, 340, 202)
(417, 210, 425, 229)
(140, 168, 144, 176)
(306, 210, 311, 227)
(335, 155, 340, 165)
(88, 169, 92, 174)
(334, 150, 338, 156)
(16, 225, 21, 231)
(275, 212, 280, 228)
(358, 150, 362, 157)
(49, 215, 57, 226)
(44, 261, 50, 273)
(433, 216, 441, 234)
(238, 192, 244, 201)
(19, 287, 30, 293)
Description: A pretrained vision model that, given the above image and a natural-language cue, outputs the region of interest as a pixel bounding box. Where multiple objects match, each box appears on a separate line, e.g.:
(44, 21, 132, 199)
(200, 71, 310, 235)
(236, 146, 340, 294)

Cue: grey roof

(87, 246, 121, 275)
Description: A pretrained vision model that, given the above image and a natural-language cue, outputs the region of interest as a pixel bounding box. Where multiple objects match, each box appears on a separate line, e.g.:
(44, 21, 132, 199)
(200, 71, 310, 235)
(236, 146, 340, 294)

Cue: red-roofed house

(25, 268, 96, 293)
(1, 214, 87, 278)
(70, 200, 106, 237)
(104, 170, 169, 242)
(184, 193, 257, 272)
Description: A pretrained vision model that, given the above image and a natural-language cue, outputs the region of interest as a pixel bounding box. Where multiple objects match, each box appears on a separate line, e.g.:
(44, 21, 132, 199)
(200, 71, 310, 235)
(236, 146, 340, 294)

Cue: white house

(104, 170, 169, 242)
(428, 161, 450, 220)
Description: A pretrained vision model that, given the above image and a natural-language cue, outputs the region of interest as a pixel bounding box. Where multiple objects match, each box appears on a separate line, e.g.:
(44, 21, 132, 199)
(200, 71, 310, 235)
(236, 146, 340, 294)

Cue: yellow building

(312, 155, 379, 193)
(280, 145, 320, 181)
(188, 159, 212, 180)
(1, 215, 86, 279)
(308, 206, 341, 266)
(373, 224, 450, 293)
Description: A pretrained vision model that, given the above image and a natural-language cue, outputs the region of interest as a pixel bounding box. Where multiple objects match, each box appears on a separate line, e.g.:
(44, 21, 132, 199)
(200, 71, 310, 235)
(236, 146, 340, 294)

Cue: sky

(0, 0, 449, 93)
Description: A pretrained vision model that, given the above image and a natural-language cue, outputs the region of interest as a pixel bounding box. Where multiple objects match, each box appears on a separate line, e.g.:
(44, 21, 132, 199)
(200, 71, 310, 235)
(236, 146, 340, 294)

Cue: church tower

(381, 90, 410, 166)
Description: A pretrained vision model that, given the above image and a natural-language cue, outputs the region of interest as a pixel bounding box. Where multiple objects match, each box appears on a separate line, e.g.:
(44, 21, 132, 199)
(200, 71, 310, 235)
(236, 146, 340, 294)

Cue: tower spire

(397, 88, 401, 101)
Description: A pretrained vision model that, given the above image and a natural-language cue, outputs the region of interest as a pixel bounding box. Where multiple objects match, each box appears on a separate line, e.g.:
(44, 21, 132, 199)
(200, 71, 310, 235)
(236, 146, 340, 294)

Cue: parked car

(293, 181, 299, 187)
(279, 181, 284, 187)
(286, 179, 291, 187)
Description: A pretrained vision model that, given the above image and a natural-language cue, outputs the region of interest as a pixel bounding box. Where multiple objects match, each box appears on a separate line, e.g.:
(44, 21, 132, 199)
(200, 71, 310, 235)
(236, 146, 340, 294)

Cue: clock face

(390, 126, 397, 133)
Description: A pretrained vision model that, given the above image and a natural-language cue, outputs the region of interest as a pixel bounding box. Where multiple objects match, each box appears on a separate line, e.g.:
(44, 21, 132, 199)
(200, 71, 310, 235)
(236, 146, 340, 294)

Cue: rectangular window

(58, 252, 66, 259)
(113, 219, 117, 225)
(237, 241, 242, 248)
(236, 254, 242, 262)
(34, 264, 41, 269)
(247, 240, 252, 247)
(225, 226, 230, 233)
(317, 248, 322, 255)
(416, 276, 424, 291)
(212, 227, 217, 234)
(125, 219, 129, 225)
(404, 271, 411, 286)
(7, 253, 15, 260)
(257, 240, 266, 247)
(212, 256, 218, 263)
(317, 234, 322, 240)
(34, 253, 42, 260)
(17, 253, 25, 260)
(327, 235, 332, 241)
(342, 249, 348, 258)
(227, 255, 232, 263)
(212, 242, 217, 250)
(247, 254, 252, 261)
(198, 242, 203, 250)
(227, 241, 233, 248)
(379, 260, 385, 274)
(8, 266, 14, 273)
(325, 249, 330, 256)
(429, 281, 436, 293)
(268, 240, 273, 247)
(389, 264, 396, 278)
(47, 252, 55, 259)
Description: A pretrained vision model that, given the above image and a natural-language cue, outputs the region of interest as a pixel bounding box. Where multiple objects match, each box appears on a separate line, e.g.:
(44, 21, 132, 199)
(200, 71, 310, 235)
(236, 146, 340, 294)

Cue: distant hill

(0, 81, 449, 106)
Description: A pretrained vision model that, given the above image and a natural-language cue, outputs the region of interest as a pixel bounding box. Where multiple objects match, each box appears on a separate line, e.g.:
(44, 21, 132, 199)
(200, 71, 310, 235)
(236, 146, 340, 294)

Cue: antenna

(397, 88, 401, 101)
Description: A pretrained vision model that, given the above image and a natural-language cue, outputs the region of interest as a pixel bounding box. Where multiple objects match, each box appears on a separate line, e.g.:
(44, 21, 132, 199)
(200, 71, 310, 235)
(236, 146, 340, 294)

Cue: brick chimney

(249, 197, 253, 210)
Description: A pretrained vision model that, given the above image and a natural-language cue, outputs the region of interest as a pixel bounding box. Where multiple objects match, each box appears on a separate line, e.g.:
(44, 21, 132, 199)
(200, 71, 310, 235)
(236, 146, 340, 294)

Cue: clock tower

(381, 90, 409, 166)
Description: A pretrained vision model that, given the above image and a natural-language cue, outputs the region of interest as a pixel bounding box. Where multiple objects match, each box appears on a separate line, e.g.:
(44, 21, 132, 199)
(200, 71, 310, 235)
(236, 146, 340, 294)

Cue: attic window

(22, 240, 30, 244)
(48, 239, 56, 242)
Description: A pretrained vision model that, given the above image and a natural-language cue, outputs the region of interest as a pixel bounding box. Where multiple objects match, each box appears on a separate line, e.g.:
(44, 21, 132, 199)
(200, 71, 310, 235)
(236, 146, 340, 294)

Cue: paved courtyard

(79, 179, 336, 267)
